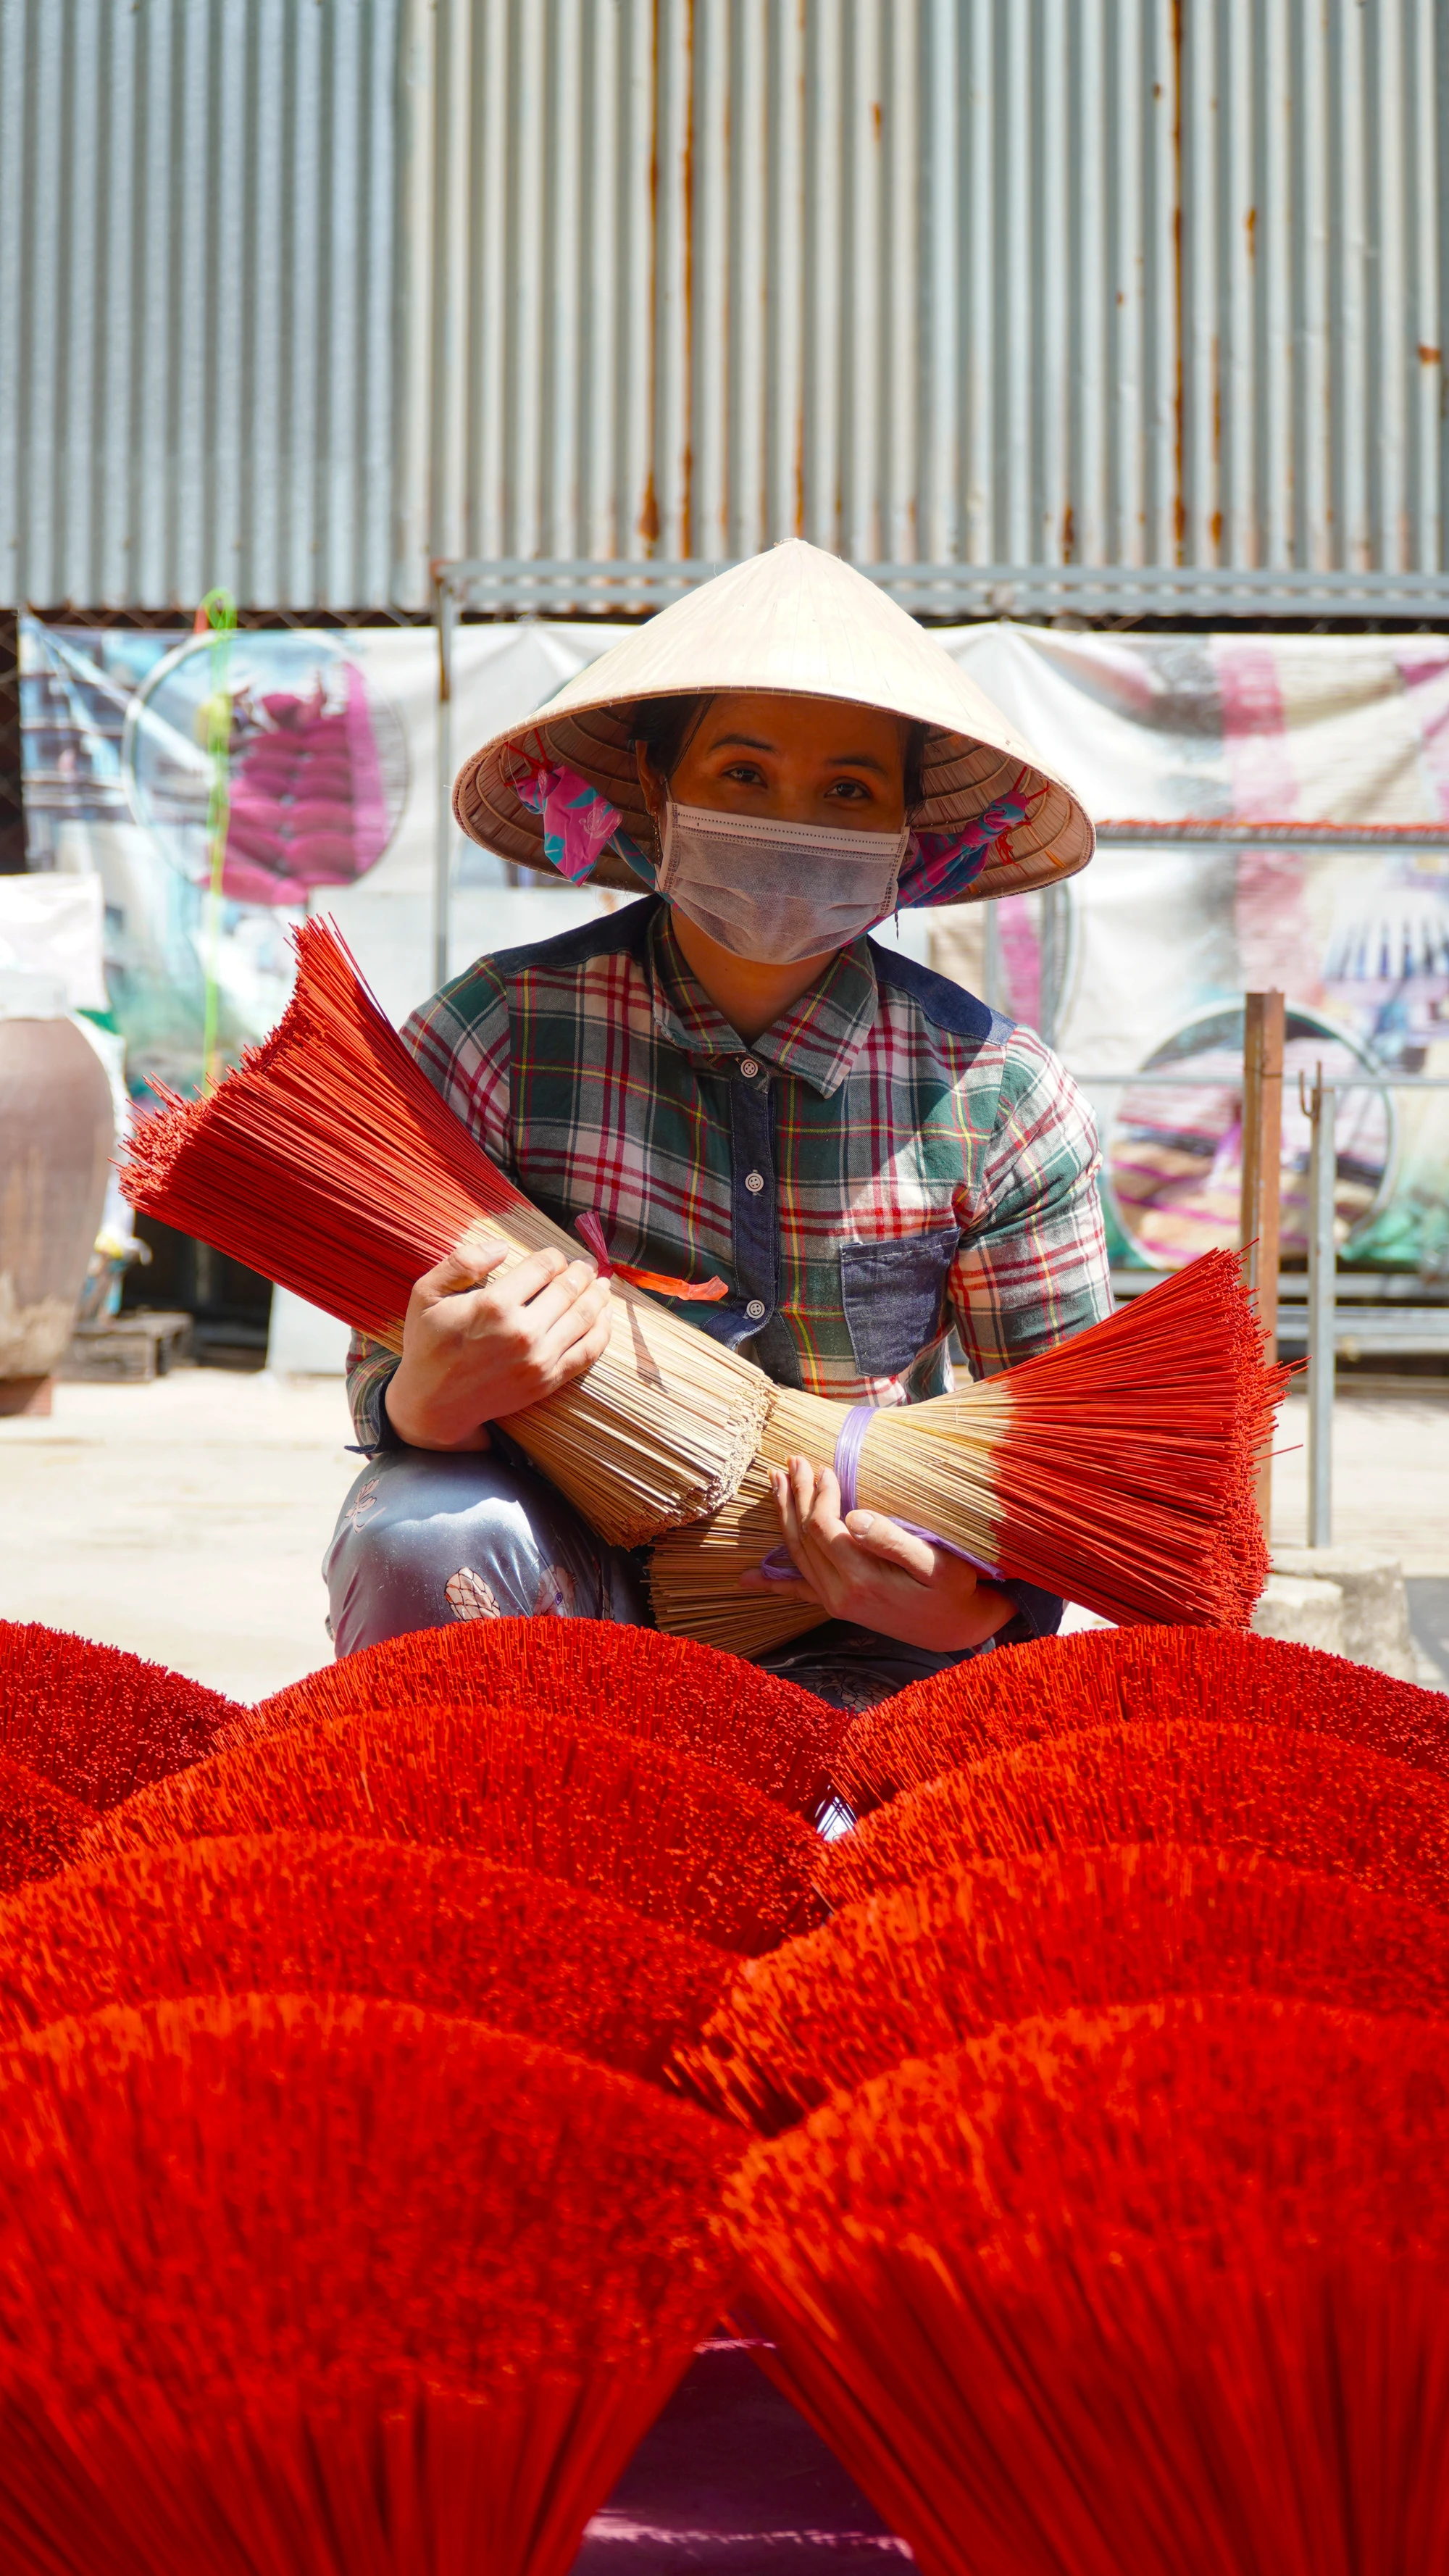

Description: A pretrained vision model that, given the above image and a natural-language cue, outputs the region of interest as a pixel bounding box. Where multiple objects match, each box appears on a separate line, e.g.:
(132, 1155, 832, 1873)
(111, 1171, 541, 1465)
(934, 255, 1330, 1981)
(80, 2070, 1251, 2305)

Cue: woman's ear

(635, 739, 666, 822)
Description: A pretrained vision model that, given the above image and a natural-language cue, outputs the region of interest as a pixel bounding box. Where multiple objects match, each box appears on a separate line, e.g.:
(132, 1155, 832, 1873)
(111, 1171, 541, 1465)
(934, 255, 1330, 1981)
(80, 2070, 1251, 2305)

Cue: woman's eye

(826, 778, 871, 801)
(721, 762, 767, 786)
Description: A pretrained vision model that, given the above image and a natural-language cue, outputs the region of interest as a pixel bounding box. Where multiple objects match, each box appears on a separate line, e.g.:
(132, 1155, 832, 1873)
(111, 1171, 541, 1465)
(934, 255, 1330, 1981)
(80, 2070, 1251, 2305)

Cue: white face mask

(657, 800, 909, 964)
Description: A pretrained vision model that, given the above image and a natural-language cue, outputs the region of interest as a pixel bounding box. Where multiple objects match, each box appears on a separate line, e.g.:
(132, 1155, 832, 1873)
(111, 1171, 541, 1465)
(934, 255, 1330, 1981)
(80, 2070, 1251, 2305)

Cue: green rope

(199, 588, 238, 1090)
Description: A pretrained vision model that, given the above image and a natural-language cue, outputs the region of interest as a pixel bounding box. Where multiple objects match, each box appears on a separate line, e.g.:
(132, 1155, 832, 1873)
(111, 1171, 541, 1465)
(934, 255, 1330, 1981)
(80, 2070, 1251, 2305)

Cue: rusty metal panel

(0, 0, 402, 610)
(3, 1, 1446, 614)
(422, 0, 1449, 611)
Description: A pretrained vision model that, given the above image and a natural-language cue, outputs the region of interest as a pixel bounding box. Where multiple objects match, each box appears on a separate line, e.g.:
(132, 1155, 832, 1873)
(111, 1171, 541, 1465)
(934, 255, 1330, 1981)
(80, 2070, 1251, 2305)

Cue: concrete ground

(1268, 1383, 1449, 1578)
(1, 1369, 1445, 1706)
(0, 1369, 358, 1704)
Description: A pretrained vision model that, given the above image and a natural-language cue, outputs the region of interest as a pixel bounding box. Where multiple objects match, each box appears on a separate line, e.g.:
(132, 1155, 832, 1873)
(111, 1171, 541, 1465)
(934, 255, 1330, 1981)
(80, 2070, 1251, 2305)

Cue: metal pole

(434, 575, 456, 992)
(1037, 885, 1061, 1048)
(1238, 991, 1285, 1527)
(982, 900, 1001, 1013)
(1306, 1068, 1337, 1547)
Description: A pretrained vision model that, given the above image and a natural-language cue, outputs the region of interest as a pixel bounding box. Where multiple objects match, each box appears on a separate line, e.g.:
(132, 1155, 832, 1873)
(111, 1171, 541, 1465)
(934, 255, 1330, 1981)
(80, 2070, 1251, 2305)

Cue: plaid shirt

(348, 899, 1110, 1449)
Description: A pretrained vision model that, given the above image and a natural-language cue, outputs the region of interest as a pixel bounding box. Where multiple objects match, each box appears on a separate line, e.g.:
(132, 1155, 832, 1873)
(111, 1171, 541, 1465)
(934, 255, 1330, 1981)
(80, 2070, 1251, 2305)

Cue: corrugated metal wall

(418, 0, 1188, 575)
(0, 0, 401, 609)
(2, 0, 1448, 612)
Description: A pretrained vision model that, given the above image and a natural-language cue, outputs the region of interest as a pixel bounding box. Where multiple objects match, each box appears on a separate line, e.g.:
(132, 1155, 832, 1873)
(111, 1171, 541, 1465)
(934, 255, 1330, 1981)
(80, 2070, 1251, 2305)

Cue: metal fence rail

(433, 558, 1449, 625)
(1091, 1067, 1449, 1547)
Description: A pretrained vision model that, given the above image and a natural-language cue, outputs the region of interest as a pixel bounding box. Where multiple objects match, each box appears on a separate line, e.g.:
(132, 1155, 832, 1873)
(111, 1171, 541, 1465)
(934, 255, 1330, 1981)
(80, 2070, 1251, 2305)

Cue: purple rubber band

(760, 1404, 1002, 1583)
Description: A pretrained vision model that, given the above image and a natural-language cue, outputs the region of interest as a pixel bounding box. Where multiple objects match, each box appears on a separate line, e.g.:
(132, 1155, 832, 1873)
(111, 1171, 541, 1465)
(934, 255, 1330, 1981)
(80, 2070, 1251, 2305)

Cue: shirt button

(740, 1056, 760, 1079)
(745, 1298, 767, 1321)
(745, 1170, 765, 1194)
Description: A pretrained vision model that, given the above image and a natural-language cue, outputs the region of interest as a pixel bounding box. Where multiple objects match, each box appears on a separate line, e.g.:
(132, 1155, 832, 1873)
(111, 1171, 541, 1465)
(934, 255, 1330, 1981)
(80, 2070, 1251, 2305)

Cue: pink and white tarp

(22, 615, 1449, 1274)
(945, 627, 1449, 1276)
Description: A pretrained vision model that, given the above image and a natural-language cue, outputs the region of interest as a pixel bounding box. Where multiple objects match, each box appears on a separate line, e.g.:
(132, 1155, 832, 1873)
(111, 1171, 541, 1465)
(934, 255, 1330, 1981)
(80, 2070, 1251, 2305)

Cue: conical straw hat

(453, 542, 1093, 904)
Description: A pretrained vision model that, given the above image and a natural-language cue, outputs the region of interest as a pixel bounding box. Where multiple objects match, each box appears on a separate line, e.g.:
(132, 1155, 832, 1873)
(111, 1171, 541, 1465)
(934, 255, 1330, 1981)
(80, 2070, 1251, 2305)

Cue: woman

(327, 543, 1111, 1709)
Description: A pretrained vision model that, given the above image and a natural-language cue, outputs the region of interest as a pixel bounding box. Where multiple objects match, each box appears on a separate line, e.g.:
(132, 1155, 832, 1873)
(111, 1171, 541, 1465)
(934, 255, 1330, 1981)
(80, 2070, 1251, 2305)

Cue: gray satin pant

(323, 1441, 1013, 1714)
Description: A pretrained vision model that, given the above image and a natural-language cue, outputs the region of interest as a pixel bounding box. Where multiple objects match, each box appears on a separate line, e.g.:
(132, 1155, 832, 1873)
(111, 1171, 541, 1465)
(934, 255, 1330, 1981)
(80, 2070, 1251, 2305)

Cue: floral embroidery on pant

(531, 1564, 577, 1619)
(445, 1567, 503, 1621)
(341, 1475, 382, 1533)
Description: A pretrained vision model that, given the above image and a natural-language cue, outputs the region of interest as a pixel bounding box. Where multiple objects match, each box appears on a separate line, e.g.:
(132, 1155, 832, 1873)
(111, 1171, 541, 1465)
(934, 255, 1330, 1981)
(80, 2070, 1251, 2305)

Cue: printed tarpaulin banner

(938, 627, 1449, 1278)
(20, 616, 1449, 1278)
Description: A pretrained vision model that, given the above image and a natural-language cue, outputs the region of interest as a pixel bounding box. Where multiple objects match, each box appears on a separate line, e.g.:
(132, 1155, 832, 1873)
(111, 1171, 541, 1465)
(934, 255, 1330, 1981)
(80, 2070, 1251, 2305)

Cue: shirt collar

(648, 904, 879, 1099)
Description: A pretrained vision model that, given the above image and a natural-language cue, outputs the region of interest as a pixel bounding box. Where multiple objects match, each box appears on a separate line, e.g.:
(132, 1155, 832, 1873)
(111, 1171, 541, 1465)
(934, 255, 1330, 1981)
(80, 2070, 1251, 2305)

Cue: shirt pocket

(838, 1225, 960, 1381)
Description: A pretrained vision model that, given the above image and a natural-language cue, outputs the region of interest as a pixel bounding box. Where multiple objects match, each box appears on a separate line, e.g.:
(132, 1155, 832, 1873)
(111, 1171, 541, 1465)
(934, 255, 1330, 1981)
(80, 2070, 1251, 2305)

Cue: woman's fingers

(537, 1274, 612, 1356)
(782, 1455, 839, 1551)
(771, 1462, 809, 1564)
(777, 1457, 861, 1609)
(740, 1559, 818, 1596)
(514, 1256, 607, 1341)
(544, 1301, 614, 1383)
(412, 1240, 511, 1306)
(843, 1509, 948, 1590)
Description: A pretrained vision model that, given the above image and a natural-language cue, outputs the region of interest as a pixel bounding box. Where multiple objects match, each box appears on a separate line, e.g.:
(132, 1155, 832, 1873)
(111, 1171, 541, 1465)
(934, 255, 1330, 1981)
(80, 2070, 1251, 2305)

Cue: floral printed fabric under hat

(513, 759, 1040, 907)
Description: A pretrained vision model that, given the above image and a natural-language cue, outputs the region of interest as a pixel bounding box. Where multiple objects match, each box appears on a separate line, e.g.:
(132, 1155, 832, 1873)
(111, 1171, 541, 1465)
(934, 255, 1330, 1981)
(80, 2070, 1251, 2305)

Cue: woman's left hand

(740, 1452, 1016, 1652)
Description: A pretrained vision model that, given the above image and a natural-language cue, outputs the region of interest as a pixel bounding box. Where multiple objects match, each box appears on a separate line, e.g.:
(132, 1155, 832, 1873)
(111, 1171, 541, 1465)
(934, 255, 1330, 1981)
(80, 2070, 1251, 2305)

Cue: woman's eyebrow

(705, 730, 888, 775)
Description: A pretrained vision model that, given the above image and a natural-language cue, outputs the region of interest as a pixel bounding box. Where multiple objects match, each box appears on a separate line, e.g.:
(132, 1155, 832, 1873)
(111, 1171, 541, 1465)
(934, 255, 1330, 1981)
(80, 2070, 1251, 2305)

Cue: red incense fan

(83, 1699, 822, 1955)
(0, 1831, 732, 2081)
(726, 1996, 1449, 2576)
(837, 1625, 1449, 1814)
(0, 1993, 738, 2576)
(677, 1842, 1449, 2132)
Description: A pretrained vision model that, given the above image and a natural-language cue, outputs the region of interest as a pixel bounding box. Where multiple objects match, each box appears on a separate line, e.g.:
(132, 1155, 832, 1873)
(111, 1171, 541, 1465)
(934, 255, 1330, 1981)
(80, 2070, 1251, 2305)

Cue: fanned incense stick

(649, 1249, 1287, 1644)
(0, 1832, 732, 2082)
(725, 1997, 1449, 2576)
(675, 1843, 1449, 2132)
(81, 1700, 823, 1955)
(0, 1994, 738, 2576)
(0, 1620, 247, 1810)
(836, 1625, 1449, 1814)
(122, 920, 770, 1546)
(246, 1618, 845, 1818)
(817, 1718, 1449, 1912)
(0, 1756, 94, 1896)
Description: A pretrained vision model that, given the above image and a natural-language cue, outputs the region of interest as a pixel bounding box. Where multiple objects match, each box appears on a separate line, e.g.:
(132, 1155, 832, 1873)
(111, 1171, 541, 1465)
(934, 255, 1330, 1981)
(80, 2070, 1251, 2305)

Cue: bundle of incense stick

(0, 1832, 733, 2080)
(83, 1699, 823, 1954)
(835, 1623, 1449, 1814)
(0, 1995, 737, 2576)
(649, 1248, 1287, 1646)
(248, 1616, 846, 1817)
(124, 924, 1284, 1622)
(724, 1997, 1449, 2576)
(1, 1620, 248, 1809)
(675, 1843, 1449, 2133)
(120, 920, 770, 1548)
(815, 1717, 1449, 1913)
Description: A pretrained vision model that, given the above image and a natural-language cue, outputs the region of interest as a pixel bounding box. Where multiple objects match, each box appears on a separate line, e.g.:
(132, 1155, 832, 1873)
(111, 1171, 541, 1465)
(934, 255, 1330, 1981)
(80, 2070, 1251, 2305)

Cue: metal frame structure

(435, 562, 1449, 624)
(1094, 1062, 1449, 1551)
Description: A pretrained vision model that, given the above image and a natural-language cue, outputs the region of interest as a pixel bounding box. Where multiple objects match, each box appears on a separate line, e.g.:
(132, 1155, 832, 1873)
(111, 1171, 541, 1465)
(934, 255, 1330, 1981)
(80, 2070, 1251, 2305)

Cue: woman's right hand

(383, 1242, 613, 1451)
